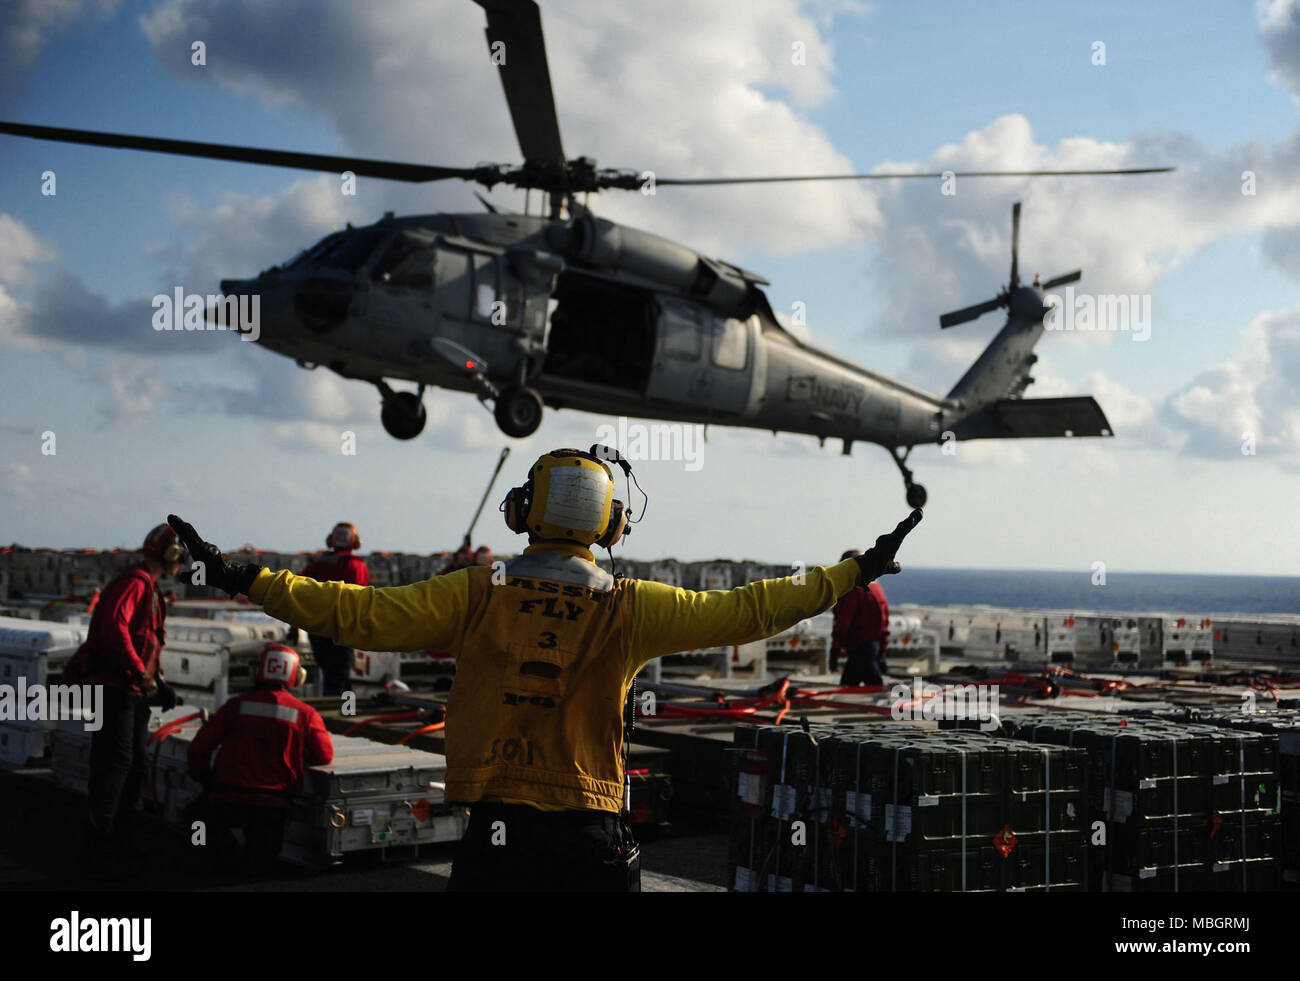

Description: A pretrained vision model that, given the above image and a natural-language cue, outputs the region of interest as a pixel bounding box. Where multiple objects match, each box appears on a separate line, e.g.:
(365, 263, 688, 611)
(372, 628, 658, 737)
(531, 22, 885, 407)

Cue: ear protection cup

(327, 523, 360, 551)
(595, 500, 627, 549)
(144, 523, 186, 563)
(502, 484, 531, 533)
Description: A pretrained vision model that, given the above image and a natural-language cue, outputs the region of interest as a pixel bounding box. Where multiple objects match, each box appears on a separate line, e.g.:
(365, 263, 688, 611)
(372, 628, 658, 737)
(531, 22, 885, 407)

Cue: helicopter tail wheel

(380, 391, 427, 440)
(890, 446, 928, 509)
(494, 385, 543, 438)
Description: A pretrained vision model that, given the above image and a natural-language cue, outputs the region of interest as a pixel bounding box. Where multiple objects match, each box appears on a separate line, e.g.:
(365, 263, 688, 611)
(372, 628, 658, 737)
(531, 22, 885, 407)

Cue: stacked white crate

(885, 613, 940, 674)
(48, 704, 183, 796)
(0, 615, 87, 765)
(1161, 616, 1214, 666)
(1045, 615, 1078, 664)
(163, 616, 308, 709)
(764, 609, 833, 675)
(642, 562, 682, 587)
(1212, 615, 1300, 666)
(1107, 617, 1144, 666)
(692, 562, 734, 591)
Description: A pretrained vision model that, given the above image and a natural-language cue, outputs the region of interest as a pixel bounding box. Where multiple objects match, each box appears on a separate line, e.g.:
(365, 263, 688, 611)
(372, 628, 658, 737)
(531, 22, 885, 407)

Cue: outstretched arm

(168, 514, 469, 652)
(626, 510, 922, 671)
(250, 569, 468, 652)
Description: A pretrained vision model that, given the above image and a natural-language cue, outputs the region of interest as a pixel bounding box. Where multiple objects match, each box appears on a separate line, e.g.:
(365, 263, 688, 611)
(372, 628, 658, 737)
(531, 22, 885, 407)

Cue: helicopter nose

(205, 279, 267, 337)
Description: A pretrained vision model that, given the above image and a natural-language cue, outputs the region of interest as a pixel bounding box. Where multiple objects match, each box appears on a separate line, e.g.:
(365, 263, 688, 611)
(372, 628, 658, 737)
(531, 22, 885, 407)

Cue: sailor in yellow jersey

(168, 445, 921, 892)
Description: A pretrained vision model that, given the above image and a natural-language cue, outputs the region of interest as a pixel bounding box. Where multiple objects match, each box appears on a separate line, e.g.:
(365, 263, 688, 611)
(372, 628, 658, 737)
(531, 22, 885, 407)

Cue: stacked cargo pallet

(281, 736, 468, 865)
(1142, 708, 1299, 885)
(729, 721, 1088, 892)
(50, 707, 467, 865)
(997, 712, 1281, 891)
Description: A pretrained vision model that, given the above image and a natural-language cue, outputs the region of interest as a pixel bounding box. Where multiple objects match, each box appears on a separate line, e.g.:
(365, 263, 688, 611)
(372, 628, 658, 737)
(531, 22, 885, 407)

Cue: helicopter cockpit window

(660, 307, 702, 360)
(372, 234, 434, 289)
(318, 227, 389, 273)
(711, 316, 748, 370)
(471, 254, 500, 322)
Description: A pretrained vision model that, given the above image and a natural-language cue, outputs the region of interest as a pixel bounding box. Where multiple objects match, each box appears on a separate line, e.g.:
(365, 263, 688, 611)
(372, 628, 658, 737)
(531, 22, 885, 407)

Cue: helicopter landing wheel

(494, 385, 543, 438)
(380, 391, 427, 440)
(906, 483, 928, 509)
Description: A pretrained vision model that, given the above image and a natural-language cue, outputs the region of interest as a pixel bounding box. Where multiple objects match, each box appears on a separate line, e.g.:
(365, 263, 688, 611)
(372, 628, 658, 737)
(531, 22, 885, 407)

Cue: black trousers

(86, 686, 151, 848)
(204, 799, 288, 872)
(308, 633, 353, 696)
(447, 803, 640, 892)
(840, 639, 883, 687)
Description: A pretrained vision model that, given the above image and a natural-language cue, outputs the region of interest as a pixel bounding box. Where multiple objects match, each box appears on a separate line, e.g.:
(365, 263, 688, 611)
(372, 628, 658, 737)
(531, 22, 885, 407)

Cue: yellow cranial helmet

(502, 448, 616, 546)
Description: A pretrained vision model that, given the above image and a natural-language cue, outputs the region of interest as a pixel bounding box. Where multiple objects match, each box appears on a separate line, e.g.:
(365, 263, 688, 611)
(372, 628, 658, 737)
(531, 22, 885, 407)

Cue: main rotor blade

(473, 0, 565, 167)
(648, 167, 1174, 187)
(0, 121, 481, 183)
(1010, 201, 1021, 289)
(1040, 269, 1083, 290)
(939, 296, 1006, 329)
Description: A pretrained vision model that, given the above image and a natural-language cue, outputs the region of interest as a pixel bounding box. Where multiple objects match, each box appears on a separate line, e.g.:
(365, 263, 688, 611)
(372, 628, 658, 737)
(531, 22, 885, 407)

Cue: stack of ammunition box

(729, 722, 1087, 892)
(998, 713, 1280, 891)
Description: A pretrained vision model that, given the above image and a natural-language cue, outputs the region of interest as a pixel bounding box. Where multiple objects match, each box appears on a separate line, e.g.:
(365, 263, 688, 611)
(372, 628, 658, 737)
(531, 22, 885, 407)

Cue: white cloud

(1259, 0, 1300, 101)
(0, 0, 121, 98)
(1162, 302, 1300, 464)
(0, 213, 56, 284)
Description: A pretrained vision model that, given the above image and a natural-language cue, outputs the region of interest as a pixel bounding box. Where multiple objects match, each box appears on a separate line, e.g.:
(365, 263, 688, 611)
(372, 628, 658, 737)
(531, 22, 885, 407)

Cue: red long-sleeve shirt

(832, 581, 889, 652)
(301, 551, 370, 587)
(66, 564, 166, 694)
(188, 686, 334, 807)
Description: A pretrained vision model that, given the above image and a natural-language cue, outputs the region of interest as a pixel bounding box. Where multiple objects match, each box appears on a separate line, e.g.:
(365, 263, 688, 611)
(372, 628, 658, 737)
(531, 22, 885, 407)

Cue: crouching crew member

(301, 522, 369, 696)
(168, 448, 922, 891)
(67, 523, 183, 877)
(187, 643, 334, 870)
(832, 548, 891, 686)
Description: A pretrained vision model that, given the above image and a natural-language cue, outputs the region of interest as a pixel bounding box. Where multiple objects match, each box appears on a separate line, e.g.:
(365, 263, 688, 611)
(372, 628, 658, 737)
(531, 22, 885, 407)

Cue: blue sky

(1, 0, 1298, 577)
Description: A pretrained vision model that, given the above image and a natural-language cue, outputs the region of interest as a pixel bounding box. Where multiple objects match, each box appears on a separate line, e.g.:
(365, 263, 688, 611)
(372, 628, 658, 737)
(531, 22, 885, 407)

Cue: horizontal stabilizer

(950, 396, 1113, 441)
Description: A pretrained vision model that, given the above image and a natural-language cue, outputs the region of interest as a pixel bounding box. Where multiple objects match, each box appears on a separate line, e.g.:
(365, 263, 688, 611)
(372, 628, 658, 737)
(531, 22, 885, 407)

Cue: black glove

(167, 514, 263, 597)
(153, 677, 179, 711)
(855, 509, 923, 584)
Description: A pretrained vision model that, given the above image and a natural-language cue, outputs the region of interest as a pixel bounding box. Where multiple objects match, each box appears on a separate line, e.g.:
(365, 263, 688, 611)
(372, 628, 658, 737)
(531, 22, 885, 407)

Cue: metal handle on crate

(328, 805, 346, 829)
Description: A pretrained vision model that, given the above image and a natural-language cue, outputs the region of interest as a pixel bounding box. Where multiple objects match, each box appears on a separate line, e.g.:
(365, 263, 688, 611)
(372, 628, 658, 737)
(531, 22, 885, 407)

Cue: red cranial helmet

(257, 643, 307, 687)
(143, 524, 186, 563)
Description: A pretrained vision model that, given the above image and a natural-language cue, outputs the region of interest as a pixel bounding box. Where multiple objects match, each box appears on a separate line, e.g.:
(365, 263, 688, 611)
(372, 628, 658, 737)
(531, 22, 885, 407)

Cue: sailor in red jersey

(67, 523, 184, 877)
(188, 643, 334, 870)
(300, 523, 369, 696)
(831, 548, 891, 686)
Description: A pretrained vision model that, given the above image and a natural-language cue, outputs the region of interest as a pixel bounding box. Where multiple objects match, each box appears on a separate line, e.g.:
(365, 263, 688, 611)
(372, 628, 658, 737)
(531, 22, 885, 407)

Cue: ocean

(878, 568, 1300, 616)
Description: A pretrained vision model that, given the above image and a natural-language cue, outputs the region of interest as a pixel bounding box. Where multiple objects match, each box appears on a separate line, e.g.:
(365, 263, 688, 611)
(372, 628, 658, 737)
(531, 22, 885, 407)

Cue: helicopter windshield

(283, 231, 346, 270)
(316, 226, 390, 273)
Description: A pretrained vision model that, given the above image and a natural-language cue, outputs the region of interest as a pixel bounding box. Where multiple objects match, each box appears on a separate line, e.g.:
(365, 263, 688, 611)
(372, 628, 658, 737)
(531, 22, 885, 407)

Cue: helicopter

(0, 0, 1173, 509)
